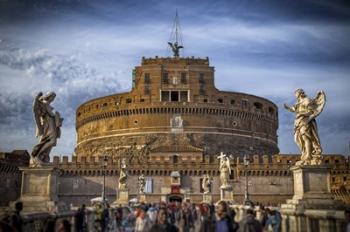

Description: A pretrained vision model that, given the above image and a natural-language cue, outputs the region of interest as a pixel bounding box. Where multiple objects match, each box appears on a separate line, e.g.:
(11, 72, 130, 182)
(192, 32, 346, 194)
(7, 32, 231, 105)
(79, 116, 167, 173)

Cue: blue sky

(0, 0, 349, 157)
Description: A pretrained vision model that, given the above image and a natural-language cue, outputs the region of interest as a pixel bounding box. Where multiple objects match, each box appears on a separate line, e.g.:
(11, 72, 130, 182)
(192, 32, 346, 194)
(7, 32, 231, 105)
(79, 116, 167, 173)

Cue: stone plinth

(280, 165, 346, 232)
(220, 186, 234, 202)
(139, 193, 146, 203)
(202, 193, 213, 203)
(16, 166, 66, 212)
(113, 189, 129, 205)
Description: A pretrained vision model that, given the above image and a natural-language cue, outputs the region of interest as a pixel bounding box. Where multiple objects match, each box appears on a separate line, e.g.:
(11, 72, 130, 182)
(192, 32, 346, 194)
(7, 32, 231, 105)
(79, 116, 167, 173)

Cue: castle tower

(75, 56, 279, 159)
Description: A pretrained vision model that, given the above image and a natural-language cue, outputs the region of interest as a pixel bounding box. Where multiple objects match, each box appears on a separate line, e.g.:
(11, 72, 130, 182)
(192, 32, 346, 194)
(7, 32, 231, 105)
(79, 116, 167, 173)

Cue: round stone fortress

(75, 57, 279, 158)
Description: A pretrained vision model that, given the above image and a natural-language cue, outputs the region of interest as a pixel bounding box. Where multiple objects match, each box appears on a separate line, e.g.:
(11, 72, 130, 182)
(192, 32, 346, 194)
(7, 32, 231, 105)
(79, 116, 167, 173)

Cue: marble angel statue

(138, 174, 146, 194)
(284, 89, 326, 165)
(217, 152, 231, 188)
(31, 92, 63, 166)
(118, 158, 128, 189)
(202, 174, 212, 194)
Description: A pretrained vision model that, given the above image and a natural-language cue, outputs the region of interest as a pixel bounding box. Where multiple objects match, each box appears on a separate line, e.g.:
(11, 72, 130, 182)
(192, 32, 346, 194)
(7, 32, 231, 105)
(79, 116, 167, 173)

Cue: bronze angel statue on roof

(31, 91, 63, 166)
(284, 89, 326, 166)
(168, 42, 183, 57)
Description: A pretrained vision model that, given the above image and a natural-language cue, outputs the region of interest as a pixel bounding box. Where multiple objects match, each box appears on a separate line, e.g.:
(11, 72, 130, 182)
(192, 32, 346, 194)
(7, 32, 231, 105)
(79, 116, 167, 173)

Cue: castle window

(231, 100, 235, 105)
(144, 86, 150, 95)
(162, 73, 169, 84)
(344, 176, 347, 181)
(335, 160, 339, 164)
(242, 99, 249, 108)
(268, 107, 274, 114)
(172, 76, 178, 85)
(103, 103, 108, 107)
(144, 178, 153, 193)
(199, 73, 205, 84)
(161, 91, 170, 102)
(78, 112, 81, 117)
(254, 102, 263, 110)
(325, 160, 329, 164)
(140, 98, 145, 102)
(144, 73, 151, 84)
(218, 98, 223, 103)
(181, 73, 187, 84)
(126, 98, 132, 103)
(180, 91, 188, 102)
(171, 91, 179, 102)
(204, 99, 208, 103)
(332, 177, 335, 182)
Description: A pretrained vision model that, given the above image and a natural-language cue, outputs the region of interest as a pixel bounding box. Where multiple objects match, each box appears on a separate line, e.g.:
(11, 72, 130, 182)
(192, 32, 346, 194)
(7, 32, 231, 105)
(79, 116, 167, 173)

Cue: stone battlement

(141, 56, 209, 65)
(51, 154, 349, 169)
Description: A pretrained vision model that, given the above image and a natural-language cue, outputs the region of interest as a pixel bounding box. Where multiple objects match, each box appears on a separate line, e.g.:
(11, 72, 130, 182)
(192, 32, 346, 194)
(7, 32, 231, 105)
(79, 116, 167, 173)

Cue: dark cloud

(0, 41, 123, 154)
(0, 0, 349, 155)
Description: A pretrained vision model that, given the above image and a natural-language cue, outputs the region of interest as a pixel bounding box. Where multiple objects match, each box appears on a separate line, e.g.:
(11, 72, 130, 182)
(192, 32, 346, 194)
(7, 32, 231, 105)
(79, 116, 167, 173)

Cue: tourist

(0, 221, 16, 232)
(192, 204, 203, 232)
(238, 209, 263, 232)
(102, 203, 110, 232)
(345, 208, 350, 232)
(94, 204, 103, 231)
(55, 219, 71, 232)
(228, 207, 239, 232)
(75, 204, 86, 232)
(178, 203, 194, 232)
(150, 207, 178, 232)
(114, 207, 123, 231)
(44, 217, 57, 232)
(135, 204, 152, 232)
(9, 201, 23, 232)
(264, 209, 281, 232)
(147, 204, 157, 223)
(215, 200, 234, 232)
(258, 207, 269, 228)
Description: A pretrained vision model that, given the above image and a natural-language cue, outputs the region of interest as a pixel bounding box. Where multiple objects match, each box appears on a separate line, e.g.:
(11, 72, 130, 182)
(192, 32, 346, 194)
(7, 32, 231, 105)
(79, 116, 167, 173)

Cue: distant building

(0, 150, 29, 206)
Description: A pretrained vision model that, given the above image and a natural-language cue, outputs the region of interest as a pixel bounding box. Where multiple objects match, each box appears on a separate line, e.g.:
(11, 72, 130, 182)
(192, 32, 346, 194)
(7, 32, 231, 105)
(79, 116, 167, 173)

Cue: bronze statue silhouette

(168, 42, 183, 57)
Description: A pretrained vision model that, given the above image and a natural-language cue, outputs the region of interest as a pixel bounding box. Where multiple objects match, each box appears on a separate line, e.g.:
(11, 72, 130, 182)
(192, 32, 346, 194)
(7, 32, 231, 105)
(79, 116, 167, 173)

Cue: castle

(1, 55, 349, 206)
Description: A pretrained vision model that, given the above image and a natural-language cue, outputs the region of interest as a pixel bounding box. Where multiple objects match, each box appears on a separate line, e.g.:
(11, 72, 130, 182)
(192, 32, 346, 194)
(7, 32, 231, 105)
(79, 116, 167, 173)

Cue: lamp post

(243, 154, 253, 206)
(102, 155, 108, 205)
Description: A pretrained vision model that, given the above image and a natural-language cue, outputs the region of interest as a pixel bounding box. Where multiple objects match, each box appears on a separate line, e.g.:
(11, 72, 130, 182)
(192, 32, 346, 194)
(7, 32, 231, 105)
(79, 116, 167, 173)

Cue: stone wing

(33, 92, 44, 137)
(310, 90, 326, 120)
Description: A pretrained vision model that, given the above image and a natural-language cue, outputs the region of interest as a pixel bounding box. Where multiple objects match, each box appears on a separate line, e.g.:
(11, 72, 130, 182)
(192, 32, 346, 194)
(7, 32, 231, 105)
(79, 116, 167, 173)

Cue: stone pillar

(220, 186, 234, 202)
(15, 166, 66, 212)
(280, 165, 346, 232)
(113, 189, 129, 205)
(202, 193, 213, 204)
(139, 193, 146, 203)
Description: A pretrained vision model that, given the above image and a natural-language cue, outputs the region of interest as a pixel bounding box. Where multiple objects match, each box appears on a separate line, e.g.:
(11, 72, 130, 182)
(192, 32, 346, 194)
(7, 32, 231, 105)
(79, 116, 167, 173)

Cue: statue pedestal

(14, 166, 66, 212)
(220, 186, 234, 202)
(139, 193, 146, 203)
(202, 193, 213, 203)
(280, 165, 345, 232)
(113, 189, 129, 205)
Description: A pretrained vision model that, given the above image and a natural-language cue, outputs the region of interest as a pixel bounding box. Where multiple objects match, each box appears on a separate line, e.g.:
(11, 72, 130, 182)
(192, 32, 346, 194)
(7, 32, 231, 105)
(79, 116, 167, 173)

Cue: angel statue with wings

(118, 158, 128, 190)
(31, 92, 63, 167)
(168, 41, 183, 57)
(202, 174, 212, 194)
(284, 89, 326, 165)
(138, 173, 146, 194)
(217, 152, 232, 188)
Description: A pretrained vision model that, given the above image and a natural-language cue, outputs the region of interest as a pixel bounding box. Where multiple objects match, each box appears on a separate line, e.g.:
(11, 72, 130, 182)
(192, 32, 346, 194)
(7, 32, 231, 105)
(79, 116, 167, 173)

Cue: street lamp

(243, 154, 253, 206)
(102, 155, 108, 205)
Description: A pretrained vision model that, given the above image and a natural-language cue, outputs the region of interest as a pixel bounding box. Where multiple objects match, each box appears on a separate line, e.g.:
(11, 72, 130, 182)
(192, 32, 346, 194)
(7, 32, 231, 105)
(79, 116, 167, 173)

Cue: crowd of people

(81, 201, 282, 232)
(0, 200, 284, 232)
(15, 199, 350, 231)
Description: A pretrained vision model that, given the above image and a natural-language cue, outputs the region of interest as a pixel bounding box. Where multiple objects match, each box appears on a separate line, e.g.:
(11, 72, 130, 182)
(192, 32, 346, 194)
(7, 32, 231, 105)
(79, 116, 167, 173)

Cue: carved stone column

(280, 165, 345, 232)
(14, 166, 66, 212)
